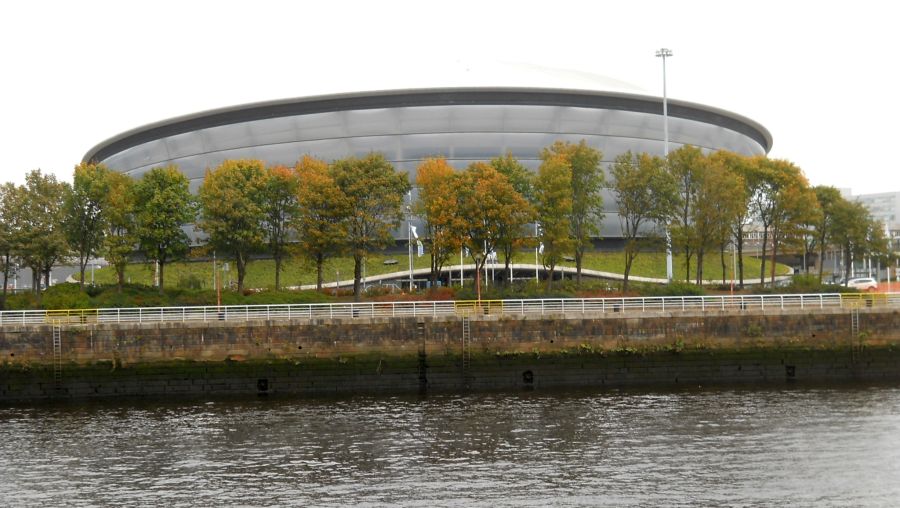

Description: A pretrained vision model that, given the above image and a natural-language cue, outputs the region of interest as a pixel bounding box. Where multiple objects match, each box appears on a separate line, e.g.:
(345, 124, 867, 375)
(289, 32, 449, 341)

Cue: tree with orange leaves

(102, 172, 137, 293)
(451, 162, 533, 300)
(294, 155, 349, 291)
(415, 157, 460, 286)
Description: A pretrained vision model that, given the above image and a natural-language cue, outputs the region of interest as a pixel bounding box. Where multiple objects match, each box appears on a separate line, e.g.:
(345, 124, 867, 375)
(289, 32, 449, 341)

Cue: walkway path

(293, 263, 792, 290)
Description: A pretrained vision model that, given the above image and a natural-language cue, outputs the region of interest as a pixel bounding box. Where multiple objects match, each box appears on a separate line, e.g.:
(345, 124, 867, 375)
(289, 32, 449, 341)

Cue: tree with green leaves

(534, 153, 573, 289)
(14, 170, 70, 298)
(764, 159, 818, 284)
(748, 156, 784, 285)
(796, 196, 824, 278)
(865, 219, 894, 272)
(262, 165, 300, 290)
(102, 172, 137, 293)
(541, 140, 604, 286)
(415, 157, 461, 286)
(490, 152, 534, 282)
(294, 155, 349, 291)
(610, 151, 677, 293)
(198, 159, 268, 292)
(330, 153, 410, 299)
(691, 156, 744, 284)
(710, 150, 755, 288)
(452, 162, 533, 300)
(491, 152, 533, 201)
(64, 162, 112, 288)
(667, 145, 705, 281)
(134, 165, 195, 295)
(831, 199, 874, 283)
(811, 186, 845, 282)
(0, 182, 20, 308)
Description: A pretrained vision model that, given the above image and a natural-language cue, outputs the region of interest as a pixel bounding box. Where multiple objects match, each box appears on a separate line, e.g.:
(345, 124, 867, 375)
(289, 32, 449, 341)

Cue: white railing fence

(0, 293, 897, 327)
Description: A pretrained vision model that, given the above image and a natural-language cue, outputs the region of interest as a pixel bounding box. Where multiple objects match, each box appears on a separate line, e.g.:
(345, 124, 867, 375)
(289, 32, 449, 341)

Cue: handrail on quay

(0, 293, 897, 327)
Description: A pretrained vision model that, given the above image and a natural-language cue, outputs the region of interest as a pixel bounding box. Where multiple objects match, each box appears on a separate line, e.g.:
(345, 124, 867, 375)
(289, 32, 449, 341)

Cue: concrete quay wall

(1, 307, 898, 401)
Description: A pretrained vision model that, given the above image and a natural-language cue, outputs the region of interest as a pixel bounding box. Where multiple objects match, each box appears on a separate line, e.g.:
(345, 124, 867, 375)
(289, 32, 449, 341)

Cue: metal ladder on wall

(52, 325, 62, 389)
(416, 321, 427, 391)
(849, 306, 862, 361)
(416, 322, 426, 351)
(461, 316, 471, 388)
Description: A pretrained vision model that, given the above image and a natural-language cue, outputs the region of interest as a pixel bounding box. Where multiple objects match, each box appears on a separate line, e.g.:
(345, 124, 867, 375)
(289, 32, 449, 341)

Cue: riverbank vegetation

(0, 141, 892, 310)
(2, 271, 852, 311)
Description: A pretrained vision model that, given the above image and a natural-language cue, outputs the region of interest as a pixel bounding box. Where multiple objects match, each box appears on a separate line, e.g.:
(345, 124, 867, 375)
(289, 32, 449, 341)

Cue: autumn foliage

(0, 139, 893, 309)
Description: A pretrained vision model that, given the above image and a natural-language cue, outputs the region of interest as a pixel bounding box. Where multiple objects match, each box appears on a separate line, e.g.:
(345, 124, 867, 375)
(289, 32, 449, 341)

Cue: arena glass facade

(84, 87, 771, 239)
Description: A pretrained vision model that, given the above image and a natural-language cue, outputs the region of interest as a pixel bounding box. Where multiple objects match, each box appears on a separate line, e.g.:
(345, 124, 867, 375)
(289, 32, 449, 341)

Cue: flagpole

(214, 251, 220, 308)
(460, 247, 464, 287)
(535, 223, 540, 282)
(408, 223, 413, 291)
(484, 240, 488, 288)
(490, 250, 494, 283)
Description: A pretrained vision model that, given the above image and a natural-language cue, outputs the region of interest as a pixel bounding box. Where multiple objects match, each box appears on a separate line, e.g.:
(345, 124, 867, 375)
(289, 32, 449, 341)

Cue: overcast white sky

(2, 0, 898, 194)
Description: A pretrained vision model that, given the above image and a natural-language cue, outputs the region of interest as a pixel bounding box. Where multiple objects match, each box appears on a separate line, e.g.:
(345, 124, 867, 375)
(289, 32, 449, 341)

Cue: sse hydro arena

(83, 81, 771, 240)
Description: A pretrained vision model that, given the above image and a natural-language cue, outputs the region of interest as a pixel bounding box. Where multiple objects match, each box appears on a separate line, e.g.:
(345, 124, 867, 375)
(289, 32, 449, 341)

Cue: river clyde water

(2, 384, 899, 507)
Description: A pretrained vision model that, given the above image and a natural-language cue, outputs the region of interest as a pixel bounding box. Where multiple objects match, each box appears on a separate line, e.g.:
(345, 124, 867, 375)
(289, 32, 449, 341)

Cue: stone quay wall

(1, 307, 898, 401)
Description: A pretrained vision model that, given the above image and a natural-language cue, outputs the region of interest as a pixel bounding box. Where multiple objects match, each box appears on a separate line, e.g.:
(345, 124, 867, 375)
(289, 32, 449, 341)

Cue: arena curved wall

(84, 87, 771, 238)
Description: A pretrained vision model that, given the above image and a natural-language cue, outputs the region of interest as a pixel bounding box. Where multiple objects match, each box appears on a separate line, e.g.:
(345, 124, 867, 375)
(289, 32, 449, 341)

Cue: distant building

(742, 189, 900, 280)
(853, 191, 900, 229)
(849, 191, 900, 253)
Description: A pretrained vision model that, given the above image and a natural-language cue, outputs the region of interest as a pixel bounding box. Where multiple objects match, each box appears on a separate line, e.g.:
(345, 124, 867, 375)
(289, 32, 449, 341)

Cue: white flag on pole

(409, 225, 418, 239)
(539, 243, 545, 255)
(417, 240, 424, 257)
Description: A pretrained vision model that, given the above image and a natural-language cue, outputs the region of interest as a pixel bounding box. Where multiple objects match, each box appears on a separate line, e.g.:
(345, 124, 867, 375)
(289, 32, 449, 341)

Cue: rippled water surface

(2, 385, 900, 507)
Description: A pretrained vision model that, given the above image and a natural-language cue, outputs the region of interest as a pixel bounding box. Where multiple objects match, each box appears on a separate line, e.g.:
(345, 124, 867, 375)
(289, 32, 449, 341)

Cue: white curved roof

(84, 87, 772, 165)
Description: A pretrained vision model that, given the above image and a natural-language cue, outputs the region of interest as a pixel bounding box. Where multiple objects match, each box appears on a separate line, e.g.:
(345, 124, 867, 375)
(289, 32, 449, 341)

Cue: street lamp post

(406, 191, 413, 292)
(656, 47, 674, 283)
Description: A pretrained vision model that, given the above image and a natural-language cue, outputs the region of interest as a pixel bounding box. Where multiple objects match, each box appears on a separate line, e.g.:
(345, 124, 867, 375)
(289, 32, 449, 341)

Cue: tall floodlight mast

(656, 47, 674, 283)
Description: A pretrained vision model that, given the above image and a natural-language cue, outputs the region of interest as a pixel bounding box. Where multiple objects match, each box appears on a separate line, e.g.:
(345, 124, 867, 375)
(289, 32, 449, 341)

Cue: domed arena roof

(84, 90, 771, 165)
(83, 64, 772, 242)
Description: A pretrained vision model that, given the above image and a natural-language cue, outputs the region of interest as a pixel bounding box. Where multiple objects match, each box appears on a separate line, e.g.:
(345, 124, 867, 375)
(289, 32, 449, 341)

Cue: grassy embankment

(87, 251, 790, 290)
(0, 251, 797, 310)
